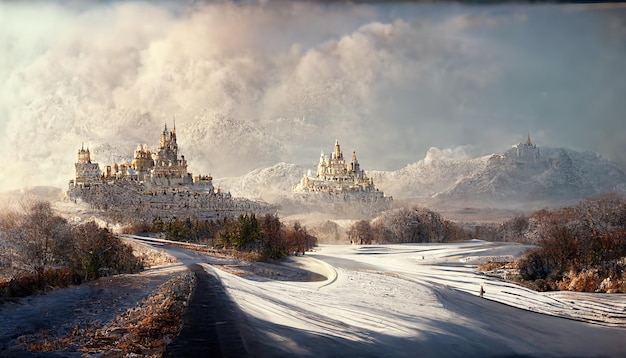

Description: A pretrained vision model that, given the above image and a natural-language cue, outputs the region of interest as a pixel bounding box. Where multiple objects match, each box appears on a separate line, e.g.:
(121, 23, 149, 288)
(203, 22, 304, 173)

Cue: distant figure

(479, 284, 485, 298)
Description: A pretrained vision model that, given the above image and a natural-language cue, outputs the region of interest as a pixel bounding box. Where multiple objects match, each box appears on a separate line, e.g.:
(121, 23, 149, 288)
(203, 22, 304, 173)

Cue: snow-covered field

(210, 242, 626, 357)
(2, 238, 625, 356)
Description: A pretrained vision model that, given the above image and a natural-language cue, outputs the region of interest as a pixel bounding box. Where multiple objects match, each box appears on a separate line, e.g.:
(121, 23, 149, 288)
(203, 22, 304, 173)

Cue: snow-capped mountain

(369, 147, 490, 199)
(214, 162, 306, 201)
(434, 147, 626, 203)
(219, 145, 626, 208)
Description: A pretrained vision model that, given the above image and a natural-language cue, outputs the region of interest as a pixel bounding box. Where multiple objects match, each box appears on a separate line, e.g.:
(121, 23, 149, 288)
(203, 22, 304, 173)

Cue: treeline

(128, 214, 318, 261)
(483, 193, 626, 293)
(0, 201, 142, 298)
(348, 207, 468, 244)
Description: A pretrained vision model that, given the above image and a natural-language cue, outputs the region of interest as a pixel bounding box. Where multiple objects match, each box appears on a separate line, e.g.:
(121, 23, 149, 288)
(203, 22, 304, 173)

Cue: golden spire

(334, 139, 342, 160)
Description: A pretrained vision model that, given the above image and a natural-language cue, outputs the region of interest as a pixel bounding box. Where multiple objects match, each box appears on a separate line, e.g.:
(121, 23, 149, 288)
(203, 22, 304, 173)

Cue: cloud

(1, 1, 625, 191)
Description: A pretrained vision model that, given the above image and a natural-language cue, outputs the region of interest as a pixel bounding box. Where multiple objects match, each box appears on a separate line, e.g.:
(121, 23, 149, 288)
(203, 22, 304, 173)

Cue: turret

(334, 139, 343, 161)
(77, 144, 91, 164)
(350, 151, 360, 174)
(160, 124, 168, 147)
(75, 143, 101, 186)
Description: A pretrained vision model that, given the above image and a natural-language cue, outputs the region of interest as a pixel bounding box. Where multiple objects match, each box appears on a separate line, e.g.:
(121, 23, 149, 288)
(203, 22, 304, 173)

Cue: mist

(1, 1, 625, 191)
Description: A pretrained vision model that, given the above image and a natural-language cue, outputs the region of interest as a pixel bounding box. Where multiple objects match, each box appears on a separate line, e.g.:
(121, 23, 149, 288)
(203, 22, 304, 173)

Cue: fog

(1, 1, 625, 191)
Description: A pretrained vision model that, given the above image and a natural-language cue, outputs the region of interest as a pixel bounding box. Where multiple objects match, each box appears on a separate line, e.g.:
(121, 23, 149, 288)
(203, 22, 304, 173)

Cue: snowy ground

(210, 242, 626, 357)
(2, 240, 625, 357)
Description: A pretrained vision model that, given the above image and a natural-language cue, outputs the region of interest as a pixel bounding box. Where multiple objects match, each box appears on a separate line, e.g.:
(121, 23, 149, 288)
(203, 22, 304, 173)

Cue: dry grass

(20, 271, 195, 357)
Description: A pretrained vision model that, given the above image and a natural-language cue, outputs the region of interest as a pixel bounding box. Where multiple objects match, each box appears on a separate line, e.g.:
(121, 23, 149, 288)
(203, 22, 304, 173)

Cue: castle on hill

(73, 123, 214, 192)
(509, 133, 540, 160)
(294, 140, 391, 205)
(69, 123, 271, 221)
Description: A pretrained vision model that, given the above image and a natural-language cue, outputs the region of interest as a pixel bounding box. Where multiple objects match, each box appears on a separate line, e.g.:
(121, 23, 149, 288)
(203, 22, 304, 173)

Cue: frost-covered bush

(517, 193, 626, 293)
(0, 200, 142, 297)
(369, 207, 467, 244)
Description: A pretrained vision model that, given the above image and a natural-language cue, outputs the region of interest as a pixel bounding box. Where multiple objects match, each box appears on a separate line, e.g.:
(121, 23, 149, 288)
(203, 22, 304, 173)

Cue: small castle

(510, 133, 540, 160)
(294, 140, 391, 215)
(69, 123, 271, 221)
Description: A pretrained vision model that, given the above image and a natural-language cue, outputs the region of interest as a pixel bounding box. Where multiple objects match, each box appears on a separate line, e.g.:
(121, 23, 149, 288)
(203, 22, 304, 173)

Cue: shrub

(515, 194, 626, 293)
(558, 269, 601, 293)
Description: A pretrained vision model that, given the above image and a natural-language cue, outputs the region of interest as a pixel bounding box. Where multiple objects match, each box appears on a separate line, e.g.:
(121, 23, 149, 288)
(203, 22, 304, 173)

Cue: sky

(1, 1, 625, 190)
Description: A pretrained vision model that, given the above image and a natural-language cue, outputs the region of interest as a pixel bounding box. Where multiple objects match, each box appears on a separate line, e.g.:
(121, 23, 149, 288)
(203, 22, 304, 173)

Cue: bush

(0, 274, 43, 298)
(71, 222, 143, 281)
(0, 201, 143, 298)
(558, 269, 601, 293)
(518, 250, 550, 281)
(516, 194, 626, 293)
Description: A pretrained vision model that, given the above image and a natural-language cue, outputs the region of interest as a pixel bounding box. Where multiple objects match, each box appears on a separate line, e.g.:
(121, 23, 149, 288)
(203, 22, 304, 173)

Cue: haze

(1, 1, 625, 191)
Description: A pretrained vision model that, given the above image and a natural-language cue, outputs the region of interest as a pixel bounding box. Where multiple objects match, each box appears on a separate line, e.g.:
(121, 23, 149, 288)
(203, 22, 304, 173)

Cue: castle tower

(350, 151, 360, 175)
(334, 139, 343, 161)
(160, 124, 168, 147)
(317, 150, 327, 178)
(77, 144, 91, 164)
(75, 144, 101, 186)
(526, 133, 532, 147)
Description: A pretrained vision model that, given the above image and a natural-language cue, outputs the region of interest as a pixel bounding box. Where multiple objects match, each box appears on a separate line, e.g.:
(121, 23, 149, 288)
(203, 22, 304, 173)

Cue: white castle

(509, 133, 540, 160)
(295, 140, 390, 202)
(72, 122, 214, 192)
(68, 123, 271, 221)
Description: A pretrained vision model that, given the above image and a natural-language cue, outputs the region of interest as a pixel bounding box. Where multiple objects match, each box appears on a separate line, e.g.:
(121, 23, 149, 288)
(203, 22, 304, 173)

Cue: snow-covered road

(209, 242, 626, 357)
(2, 239, 624, 357)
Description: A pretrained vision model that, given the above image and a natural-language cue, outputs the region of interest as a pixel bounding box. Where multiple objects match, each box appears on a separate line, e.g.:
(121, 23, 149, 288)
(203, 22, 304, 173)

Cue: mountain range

(216, 145, 626, 209)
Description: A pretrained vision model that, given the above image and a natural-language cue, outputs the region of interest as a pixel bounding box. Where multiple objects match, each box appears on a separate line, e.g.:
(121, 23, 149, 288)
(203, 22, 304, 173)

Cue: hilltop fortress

(68, 123, 271, 222)
(509, 133, 540, 160)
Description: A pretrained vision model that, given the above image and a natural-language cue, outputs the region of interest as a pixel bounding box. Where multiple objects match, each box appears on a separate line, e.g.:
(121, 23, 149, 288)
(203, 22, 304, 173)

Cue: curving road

(165, 263, 257, 357)
(130, 239, 626, 357)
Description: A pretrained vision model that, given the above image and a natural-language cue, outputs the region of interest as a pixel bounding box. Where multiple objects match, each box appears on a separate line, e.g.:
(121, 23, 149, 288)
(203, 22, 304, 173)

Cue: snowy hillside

(219, 145, 626, 209)
(435, 147, 626, 203)
(369, 147, 490, 198)
(214, 162, 306, 200)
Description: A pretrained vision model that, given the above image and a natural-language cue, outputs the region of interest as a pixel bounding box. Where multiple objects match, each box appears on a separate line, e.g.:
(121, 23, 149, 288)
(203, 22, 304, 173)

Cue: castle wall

(68, 181, 272, 222)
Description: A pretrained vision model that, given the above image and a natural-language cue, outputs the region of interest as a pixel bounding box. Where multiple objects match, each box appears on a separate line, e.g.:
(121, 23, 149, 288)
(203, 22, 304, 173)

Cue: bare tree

(5, 201, 71, 276)
(348, 220, 373, 245)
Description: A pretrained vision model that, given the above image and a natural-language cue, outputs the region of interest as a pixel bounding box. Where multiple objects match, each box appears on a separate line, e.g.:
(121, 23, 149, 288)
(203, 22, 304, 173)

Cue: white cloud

(1, 2, 624, 190)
